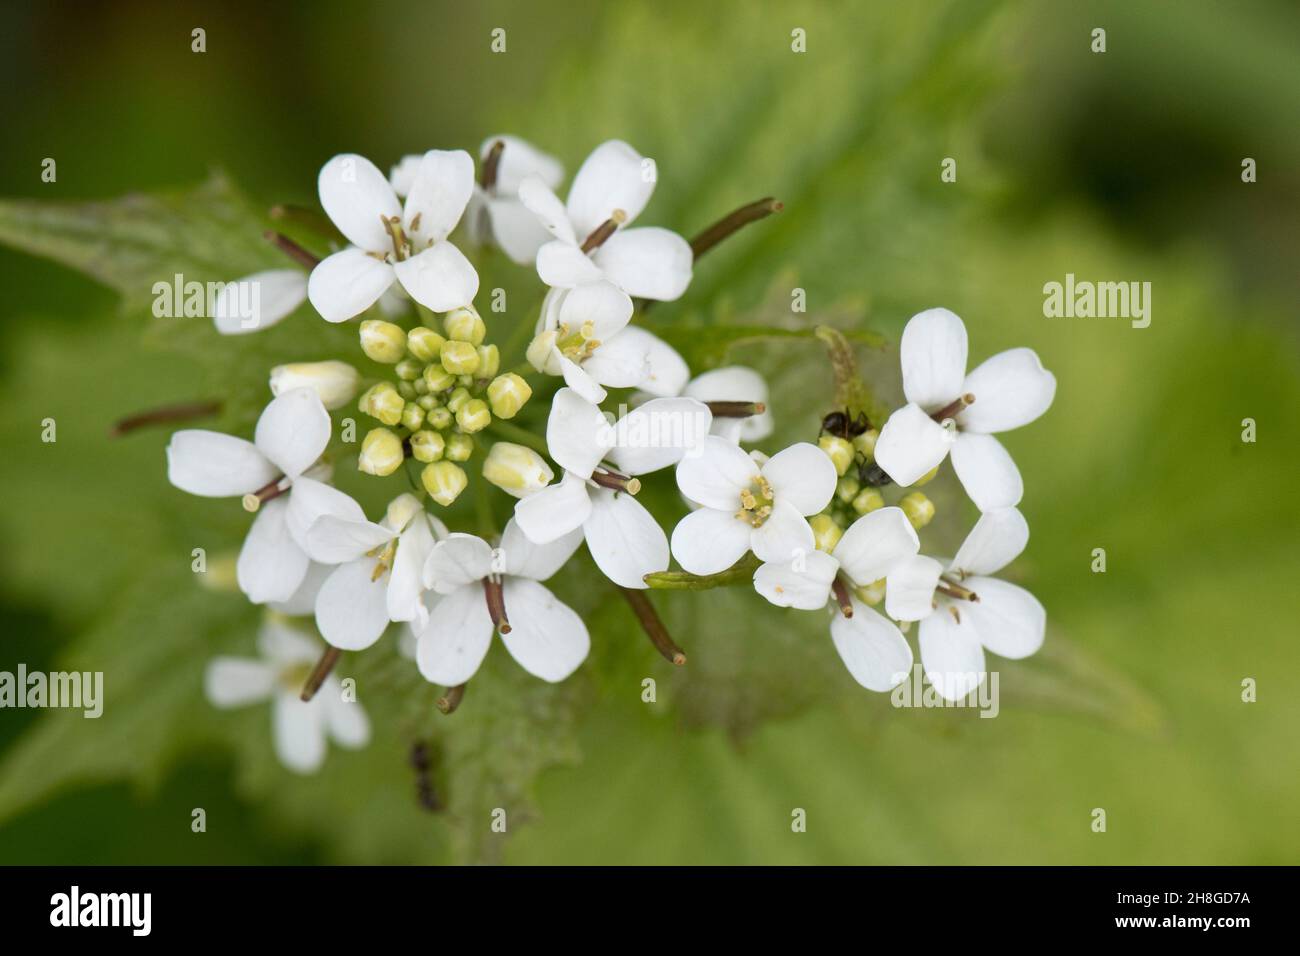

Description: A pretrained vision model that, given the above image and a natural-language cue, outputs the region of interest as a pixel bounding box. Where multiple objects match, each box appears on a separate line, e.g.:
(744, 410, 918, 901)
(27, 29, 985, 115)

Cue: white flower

(884, 507, 1045, 701)
(526, 281, 689, 404)
(416, 519, 589, 684)
(519, 139, 693, 302)
(680, 365, 773, 443)
(670, 436, 837, 575)
(204, 617, 370, 774)
(166, 387, 363, 604)
(514, 387, 711, 588)
(303, 493, 449, 650)
(462, 135, 564, 264)
(268, 360, 360, 410)
(308, 151, 479, 322)
(213, 269, 307, 335)
(873, 308, 1056, 511)
(753, 507, 919, 691)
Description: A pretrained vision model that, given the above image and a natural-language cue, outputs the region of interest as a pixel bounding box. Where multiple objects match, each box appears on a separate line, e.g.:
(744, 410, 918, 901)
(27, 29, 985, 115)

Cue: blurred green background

(1, 0, 1297, 864)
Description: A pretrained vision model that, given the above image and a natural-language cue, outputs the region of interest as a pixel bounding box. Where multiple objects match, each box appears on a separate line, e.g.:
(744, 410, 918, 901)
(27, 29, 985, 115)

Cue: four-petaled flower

(464, 135, 565, 264)
(308, 150, 480, 322)
(884, 507, 1045, 701)
(416, 520, 589, 685)
(873, 308, 1056, 511)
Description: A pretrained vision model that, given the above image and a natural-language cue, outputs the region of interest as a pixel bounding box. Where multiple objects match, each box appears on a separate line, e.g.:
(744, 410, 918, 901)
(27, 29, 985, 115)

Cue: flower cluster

(166, 134, 1054, 774)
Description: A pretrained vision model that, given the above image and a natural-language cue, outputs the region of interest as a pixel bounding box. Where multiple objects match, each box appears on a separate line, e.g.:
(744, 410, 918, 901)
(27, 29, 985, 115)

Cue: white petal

(273, 691, 328, 774)
(950, 432, 1023, 512)
(254, 387, 331, 479)
(214, 270, 306, 335)
(499, 578, 590, 682)
(608, 397, 712, 475)
(388, 516, 437, 623)
(402, 149, 475, 244)
(388, 154, 423, 197)
(237, 497, 310, 603)
(423, 532, 494, 594)
(314, 559, 392, 651)
(416, 583, 494, 686)
(537, 240, 603, 287)
(500, 518, 583, 582)
(957, 348, 1056, 434)
(166, 430, 275, 497)
(393, 240, 479, 313)
(566, 140, 654, 237)
(556, 279, 633, 341)
(963, 576, 1045, 660)
(674, 435, 759, 511)
(257, 618, 321, 664)
(578, 333, 650, 391)
(484, 135, 564, 195)
(285, 477, 367, 551)
(317, 153, 402, 251)
(268, 560, 333, 616)
(830, 600, 914, 692)
(583, 488, 669, 589)
(322, 685, 371, 748)
(593, 227, 692, 300)
(546, 387, 614, 477)
(899, 307, 968, 410)
(518, 174, 577, 244)
(606, 326, 690, 397)
(753, 550, 838, 610)
(558, 356, 607, 403)
(749, 498, 815, 564)
(873, 402, 953, 486)
(486, 197, 555, 265)
(307, 247, 395, 323)
(513, 473, 592, 544)
(204, 657, 275, 708)
(951, 507, 1029, 577)
(832, 506, 920, 587)
(760, 442, 838, 515)
(918, 610, 987, 702)
(884, 554, 944, 622)
(302, 514, 393, 565)
(684, 365, 773, 442)
(670, 506, 754, 575)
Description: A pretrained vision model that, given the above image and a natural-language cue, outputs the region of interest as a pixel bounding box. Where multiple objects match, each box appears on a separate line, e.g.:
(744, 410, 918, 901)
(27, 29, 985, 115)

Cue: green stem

(643, 554, 761, 590)
(485, 419, 549, 456)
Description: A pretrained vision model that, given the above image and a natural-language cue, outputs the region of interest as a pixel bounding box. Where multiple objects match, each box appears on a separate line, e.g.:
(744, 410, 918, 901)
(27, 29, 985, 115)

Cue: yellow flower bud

(358, 428, 404, 476)
(395, 358, 423, 381)
(359, 319, 407, 364)
(407, 327, 445, 362)
(397, 381, 417, 401)
(421, 461, 468, 506)
(416, 393, 438, 411)
(423, 364, 455, 393)
(818, 435, 854, 476)
(836, 475, 861, 504)
(476, 344, 500, 378)
(486, 373, 532, 419)
(482, 442, 553, 498)
(444, 306, 486, 344)
(851, 487, 885, 515)
(856, 578, 886, 606)
(426, 406, 453, 430)
(809, 513, 843, 553)
(852, 428, 879, 459)
(268, 360, 359, 410)
(440, 339, 480, 375)
(409, 430, 445, 463)
(526, 330, 558, 372)
(446, 386, 471, 414)
(445, 432, 473, 462)
(359, 382, 405, 426)
(900, 491, 935, 530)
(913, 464, 940, 487)
(400, 403, 426, 431)
(456, 399, 491, 434)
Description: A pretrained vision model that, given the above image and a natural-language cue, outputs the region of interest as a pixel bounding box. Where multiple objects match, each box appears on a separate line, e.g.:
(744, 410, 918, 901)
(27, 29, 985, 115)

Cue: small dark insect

(858, 460, 893, 488)
(820, 408, 870, 440)
(409, 740, 443, 812)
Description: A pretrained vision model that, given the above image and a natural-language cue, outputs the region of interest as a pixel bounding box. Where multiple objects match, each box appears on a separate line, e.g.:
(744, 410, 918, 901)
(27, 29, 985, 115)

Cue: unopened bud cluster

(354, 306, 534, 506)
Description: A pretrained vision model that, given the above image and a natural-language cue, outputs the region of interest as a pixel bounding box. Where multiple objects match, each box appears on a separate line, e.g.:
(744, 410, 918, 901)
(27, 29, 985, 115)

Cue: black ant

(409, 739, 443, 812)
(819, 408, 870, 440)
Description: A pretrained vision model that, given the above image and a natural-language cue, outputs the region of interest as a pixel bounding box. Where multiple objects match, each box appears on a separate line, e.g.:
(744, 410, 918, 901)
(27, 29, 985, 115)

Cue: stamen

(482, 577, 511, 634)
(579, 209, 627, 253)
(299, 646, 341, 702)
(242, 477, 288, 513)
(705, 400, 766, 418)
(436, 683, 466, 715)
(831, 576, 855, 618)
(263, 230, 321, 269)
(948, 605, 962, 624)
(110, 399, 221, 438)
(619, 587, 686, 665)
(590, 469, 641, 494)
(930, 393, 975, 424)
(480, 139, 505, 191)
(382, 215, 410, 260)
